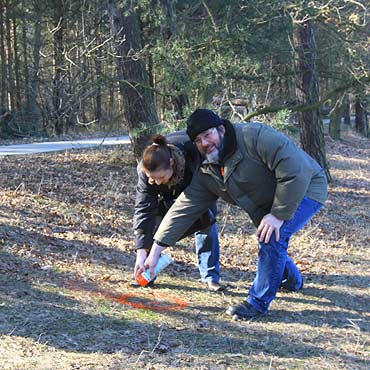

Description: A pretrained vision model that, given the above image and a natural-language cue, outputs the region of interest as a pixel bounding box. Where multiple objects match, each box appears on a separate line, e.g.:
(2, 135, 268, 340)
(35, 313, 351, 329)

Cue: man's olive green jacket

(154, 122, 328, 246)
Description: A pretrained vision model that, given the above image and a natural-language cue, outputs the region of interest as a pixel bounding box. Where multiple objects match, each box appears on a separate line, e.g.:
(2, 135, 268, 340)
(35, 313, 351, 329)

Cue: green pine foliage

(0, 0, 368, 137)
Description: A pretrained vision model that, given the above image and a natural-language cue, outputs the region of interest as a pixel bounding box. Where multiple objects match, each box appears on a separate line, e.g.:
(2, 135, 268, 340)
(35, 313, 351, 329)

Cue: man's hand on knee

(257, 213, 283, 244)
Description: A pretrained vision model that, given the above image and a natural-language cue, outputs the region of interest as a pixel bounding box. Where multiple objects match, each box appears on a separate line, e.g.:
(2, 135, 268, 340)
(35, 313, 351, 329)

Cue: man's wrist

(151, 242, 166, 258)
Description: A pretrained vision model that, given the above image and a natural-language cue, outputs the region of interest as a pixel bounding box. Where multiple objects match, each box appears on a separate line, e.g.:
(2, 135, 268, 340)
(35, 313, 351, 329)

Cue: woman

(133, 131, 223, 291)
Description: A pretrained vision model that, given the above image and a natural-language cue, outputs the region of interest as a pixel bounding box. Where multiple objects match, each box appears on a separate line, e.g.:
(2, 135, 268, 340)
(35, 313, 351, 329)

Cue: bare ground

(0, 129, 369, 369)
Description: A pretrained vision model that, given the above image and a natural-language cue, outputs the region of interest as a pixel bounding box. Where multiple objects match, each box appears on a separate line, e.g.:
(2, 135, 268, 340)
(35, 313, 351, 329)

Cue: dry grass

(0, 131, 369, 370)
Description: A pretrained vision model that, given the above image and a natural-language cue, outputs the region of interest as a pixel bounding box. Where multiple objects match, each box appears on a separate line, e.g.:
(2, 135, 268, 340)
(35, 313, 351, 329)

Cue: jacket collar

(166, 144, 186, 186)
(219, 119, 237, 164)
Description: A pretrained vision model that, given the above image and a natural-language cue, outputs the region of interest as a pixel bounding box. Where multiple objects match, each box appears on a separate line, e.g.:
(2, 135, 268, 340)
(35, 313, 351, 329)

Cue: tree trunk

(172, 94, 190, 120)
(355, 98, 369, 137)
(53, 0, 65, 135)
(328, 95, 343, 140)
(0, 1, 8, 109)
(95, 56, 102, 124)
(5, 2, 16, 112)
(94, 21, 103, 126)
(343, 94, 351, 126)
(29, 0, 42, 132)
(22, 0, 30, 113)
(108, 0, 158, 159)
(13, 18, 22, 112)
(108, 81, 114, 121)
(160, 0, 189, 119)
(293, 19, 331, 181)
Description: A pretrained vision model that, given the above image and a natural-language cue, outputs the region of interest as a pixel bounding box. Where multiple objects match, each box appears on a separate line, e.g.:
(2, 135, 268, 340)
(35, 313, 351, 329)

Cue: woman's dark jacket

(133, 130, 216, 250)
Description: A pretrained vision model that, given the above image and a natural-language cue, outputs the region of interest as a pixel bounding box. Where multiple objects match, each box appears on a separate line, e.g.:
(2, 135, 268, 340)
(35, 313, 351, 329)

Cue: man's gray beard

(205, 148, 220, 164)
(203, 133, 224, 164)
(205, 139, 224, 164)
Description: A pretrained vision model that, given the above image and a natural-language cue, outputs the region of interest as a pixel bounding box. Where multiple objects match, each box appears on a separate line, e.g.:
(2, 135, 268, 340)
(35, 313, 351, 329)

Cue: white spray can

(136, 253, 173, 287)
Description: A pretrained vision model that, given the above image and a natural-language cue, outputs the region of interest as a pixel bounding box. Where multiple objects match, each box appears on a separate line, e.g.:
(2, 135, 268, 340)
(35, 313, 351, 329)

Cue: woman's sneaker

(207, 281, 225, 292)
(226, 301, 265, 320)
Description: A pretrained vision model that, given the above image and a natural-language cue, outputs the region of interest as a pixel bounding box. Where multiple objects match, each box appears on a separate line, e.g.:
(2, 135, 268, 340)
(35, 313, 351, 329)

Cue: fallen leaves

(0, 132, 369, 369)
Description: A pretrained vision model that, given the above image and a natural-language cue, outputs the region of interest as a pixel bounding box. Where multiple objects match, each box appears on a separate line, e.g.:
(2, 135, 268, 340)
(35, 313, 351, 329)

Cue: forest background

(0, 0, 369, 166)
(0, 1, 369, 369)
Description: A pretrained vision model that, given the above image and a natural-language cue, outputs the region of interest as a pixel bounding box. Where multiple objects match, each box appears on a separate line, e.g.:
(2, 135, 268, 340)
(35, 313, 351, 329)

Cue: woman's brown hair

(141, 134, 172, 172)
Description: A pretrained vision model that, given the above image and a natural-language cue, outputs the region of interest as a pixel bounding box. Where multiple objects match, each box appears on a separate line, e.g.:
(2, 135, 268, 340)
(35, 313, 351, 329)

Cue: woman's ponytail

(141, 135, 172, 172)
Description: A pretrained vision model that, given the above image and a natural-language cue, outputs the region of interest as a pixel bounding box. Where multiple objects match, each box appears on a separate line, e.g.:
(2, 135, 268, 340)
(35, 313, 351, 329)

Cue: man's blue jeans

(247, 197, 323, 313)
(194, 223, 221, 283)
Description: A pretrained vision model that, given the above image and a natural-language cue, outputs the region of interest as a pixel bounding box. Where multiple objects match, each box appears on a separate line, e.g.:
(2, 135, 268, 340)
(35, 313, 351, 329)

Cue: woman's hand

(134, 249, 148, 280)
(144, 242, 166, 279)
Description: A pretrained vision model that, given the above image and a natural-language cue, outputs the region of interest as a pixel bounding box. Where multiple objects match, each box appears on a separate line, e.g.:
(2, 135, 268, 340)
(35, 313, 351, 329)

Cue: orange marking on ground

(115, 292, 188, 312)
(64, 280, 188, 312)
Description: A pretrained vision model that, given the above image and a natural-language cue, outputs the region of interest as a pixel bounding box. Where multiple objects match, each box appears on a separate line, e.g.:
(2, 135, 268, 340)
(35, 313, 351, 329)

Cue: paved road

(0, 117, 353, 156)
(0, 136, 130, 156)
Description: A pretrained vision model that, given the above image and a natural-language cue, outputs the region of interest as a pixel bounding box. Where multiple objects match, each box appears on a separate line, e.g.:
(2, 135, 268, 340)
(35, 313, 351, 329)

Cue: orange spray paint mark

(115, 292, 188, 312)
(64, 280, 188, 312)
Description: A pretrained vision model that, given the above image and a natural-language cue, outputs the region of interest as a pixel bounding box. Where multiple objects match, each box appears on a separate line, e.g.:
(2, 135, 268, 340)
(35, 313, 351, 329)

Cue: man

(133, 130, 223, 292)
(144, 108, 328, 320)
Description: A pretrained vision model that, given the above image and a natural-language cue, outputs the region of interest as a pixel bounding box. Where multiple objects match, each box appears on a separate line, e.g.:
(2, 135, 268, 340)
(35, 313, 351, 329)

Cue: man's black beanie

(186, 109, 223, 141)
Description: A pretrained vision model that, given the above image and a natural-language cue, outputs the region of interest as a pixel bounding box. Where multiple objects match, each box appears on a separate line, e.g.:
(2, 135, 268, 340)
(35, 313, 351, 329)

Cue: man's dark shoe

(280, 278, 303, 292)
(207, 281, 225, 292)
(226, 301, 265, 320)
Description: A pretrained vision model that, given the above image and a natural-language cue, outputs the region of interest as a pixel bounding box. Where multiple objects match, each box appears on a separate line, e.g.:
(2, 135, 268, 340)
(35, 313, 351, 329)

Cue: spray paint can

(136, 253, 173, 287)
